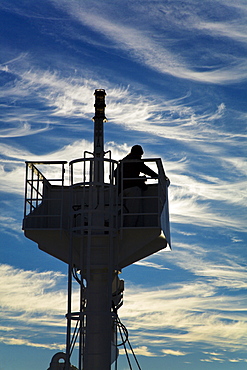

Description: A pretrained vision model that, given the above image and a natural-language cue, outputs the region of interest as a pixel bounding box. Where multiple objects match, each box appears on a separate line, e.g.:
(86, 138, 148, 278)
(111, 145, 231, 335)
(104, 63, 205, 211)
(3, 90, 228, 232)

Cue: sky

(0, 0, 247, 369)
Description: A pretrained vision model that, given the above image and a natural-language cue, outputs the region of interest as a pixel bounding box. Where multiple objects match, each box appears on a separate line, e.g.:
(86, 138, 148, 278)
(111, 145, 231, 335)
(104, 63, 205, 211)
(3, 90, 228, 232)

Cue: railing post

(24, 162, 29, 218)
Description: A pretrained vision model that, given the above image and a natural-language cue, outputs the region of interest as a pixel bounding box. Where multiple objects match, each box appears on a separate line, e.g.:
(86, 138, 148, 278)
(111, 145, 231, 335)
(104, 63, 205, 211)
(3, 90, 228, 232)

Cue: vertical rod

(36, 172, 39, 208)
(24, 163, 28, 218)
(65, 180, 74, 370)
(79, 197, 85, 370)
(79, 286, 83, 370)
(93, 89, 106, 185)
(93, 89, 106, 158)
(84, 269, 112, 370)
(60, 164, 65, 231)
(30, 164, 34, 212)
(65, 263, 73, 370)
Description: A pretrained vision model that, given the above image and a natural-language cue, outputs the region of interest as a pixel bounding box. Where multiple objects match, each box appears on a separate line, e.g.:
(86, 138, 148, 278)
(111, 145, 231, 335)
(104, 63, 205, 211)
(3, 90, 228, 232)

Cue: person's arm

(141, 162, 170, 186)
(141, 163, 158, 178)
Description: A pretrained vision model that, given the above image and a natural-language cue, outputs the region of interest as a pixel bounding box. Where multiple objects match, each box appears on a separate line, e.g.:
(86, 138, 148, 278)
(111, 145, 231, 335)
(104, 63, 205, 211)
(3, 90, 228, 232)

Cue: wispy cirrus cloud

(134, 260, 170, 270)
(2, 63, 246, 148)
(160, 242, 247, 290)
(0, 214, 22, 237)
(49, 0, 247, 84)
(0, 336, 65, 350)
(121, 281, 247, 353)
(0, 139, 93, 195)
(123, 240, 247, 359)
(0, 264, 66, 315)
(1, 136, 246, 234)
(1, 262, 246, 357)
(196, 20, 247, 43)
(119, 345, 156, 357)
(2, 1, 247, 86)
(0, 121, 50, 138)
(0, 264, 68, 349)
(162, 349, 188, 356)
(2, 61, 245, 236)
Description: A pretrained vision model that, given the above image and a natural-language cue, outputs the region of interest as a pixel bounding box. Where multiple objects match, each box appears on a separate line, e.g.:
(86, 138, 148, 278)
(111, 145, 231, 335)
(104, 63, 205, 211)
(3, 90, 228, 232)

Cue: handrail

(23, 157, 168, 232)
(69, 156, 118, 186)
(24, 161, 67, 218)
(26, 161, 67, 164)
(116, 158, 168, 229)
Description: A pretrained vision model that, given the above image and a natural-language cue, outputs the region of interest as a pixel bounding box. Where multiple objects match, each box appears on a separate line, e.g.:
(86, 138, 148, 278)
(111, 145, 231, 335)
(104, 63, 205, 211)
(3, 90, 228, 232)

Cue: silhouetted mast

(93, 89, 106, 157)
(23, 89, 171, 370)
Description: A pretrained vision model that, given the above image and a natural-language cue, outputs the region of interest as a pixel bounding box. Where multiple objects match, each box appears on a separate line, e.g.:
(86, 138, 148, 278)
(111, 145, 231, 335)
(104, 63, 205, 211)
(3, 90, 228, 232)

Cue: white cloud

(0, 65, 9, 72)
(0, 336, 65, 350)
(195, 20, 247, 43)
(121, 280, 247, 352)
(134, 260, 170, 270)
(18, 70, 98, 118)
(2, 62, 245, 236)
(162, 242, 247, 290)
(2, 63, 246, 148)
(162, 349, 188, 356)
(3, 1, 247, 85)
(0, 139, 92, 195)
(0, 264, 67, 315)
(0, 264, 69, 348)
(0, 121, 50, 138)
(0, 214, 22, 236)
(1, 132, 246, 235)
(119, 345, 156, 357)
(50, 0, 247, 84)
(200, 357, 224, 362)
(0, 1, 246, 365)
(229, 357, 247, 363)
(0, 258, 246, 355)
(0, 53, 28, 68)
(169, 184, 246, 231)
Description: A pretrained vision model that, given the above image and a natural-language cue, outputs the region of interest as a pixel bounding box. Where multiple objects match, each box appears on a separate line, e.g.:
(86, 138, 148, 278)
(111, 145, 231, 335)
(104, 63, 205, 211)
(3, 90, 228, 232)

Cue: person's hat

(131, 145, 144, 155)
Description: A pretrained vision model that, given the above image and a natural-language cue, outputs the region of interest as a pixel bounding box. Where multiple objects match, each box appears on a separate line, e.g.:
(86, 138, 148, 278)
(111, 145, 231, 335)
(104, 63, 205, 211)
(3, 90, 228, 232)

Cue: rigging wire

(70, 267, 87, 362)
(72, 267, 81, 285)
(115, 314, 142, 370)
(69, 320, 80, 357)
(71, 269, 142, 369)
(118, 318, 133, 370)
(126, 336, 142, 370)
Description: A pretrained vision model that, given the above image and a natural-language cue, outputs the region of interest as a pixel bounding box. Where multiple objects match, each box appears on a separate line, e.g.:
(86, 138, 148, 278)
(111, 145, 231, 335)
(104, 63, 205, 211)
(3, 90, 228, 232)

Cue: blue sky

(0, 0, 246, 369)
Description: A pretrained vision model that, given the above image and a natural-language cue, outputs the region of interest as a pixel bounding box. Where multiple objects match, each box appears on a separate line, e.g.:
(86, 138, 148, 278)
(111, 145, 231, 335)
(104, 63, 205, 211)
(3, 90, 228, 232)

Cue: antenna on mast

(93, 89, 107, 157)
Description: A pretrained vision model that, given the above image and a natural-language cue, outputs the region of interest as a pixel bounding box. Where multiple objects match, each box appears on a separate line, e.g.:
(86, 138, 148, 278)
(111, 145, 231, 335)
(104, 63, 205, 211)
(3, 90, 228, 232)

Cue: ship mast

(23, 89, 171, 370)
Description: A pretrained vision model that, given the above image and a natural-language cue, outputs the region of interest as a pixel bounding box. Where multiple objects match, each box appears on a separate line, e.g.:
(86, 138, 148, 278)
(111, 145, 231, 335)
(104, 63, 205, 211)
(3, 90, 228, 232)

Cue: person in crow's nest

(115, 145, 164, 226)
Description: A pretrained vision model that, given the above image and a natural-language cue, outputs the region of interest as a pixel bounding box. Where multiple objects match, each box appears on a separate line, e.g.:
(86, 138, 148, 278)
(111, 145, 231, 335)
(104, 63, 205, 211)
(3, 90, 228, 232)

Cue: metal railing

(23, 161, 67, 228)
(118, 158, 167, 229)
(23, 158, 168, 231)
(69, 154, 119, 235)
(69, 151, 118, 186)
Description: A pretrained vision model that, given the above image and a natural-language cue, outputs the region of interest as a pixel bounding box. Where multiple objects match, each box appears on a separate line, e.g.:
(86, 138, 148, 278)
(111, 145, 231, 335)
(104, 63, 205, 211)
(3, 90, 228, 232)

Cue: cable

(69, 321, 80, 357)
(116, 316, 128, 346)
(72, 267, 81, 285)
(118, 319, 133, 370)
(115, 314, 142, 370)
(127, 339, 142, 370)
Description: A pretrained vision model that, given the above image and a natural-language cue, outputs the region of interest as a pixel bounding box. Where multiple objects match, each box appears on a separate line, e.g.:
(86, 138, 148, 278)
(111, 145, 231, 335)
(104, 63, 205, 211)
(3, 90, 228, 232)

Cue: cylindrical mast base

(84, 268, 112, 370)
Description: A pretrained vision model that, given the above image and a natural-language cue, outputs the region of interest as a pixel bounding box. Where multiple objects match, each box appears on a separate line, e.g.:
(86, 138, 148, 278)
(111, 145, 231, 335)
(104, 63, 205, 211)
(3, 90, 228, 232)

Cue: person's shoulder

(123, 154, 133, 160)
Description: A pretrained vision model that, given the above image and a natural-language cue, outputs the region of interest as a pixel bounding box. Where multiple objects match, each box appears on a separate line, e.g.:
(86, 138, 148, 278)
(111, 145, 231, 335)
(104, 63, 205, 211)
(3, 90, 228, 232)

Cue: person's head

(130, 145, 144, 158)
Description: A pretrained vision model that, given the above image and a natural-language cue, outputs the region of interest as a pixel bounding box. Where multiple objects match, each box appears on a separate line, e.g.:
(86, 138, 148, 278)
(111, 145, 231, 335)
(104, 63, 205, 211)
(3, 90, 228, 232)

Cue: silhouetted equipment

(23, 89, 171, 370)
(47, 352, 78, 370)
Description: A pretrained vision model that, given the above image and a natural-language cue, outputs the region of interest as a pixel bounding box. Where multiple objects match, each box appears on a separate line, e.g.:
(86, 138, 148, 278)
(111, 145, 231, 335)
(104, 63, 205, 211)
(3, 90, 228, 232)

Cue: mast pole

(83, 89, 112, 369)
